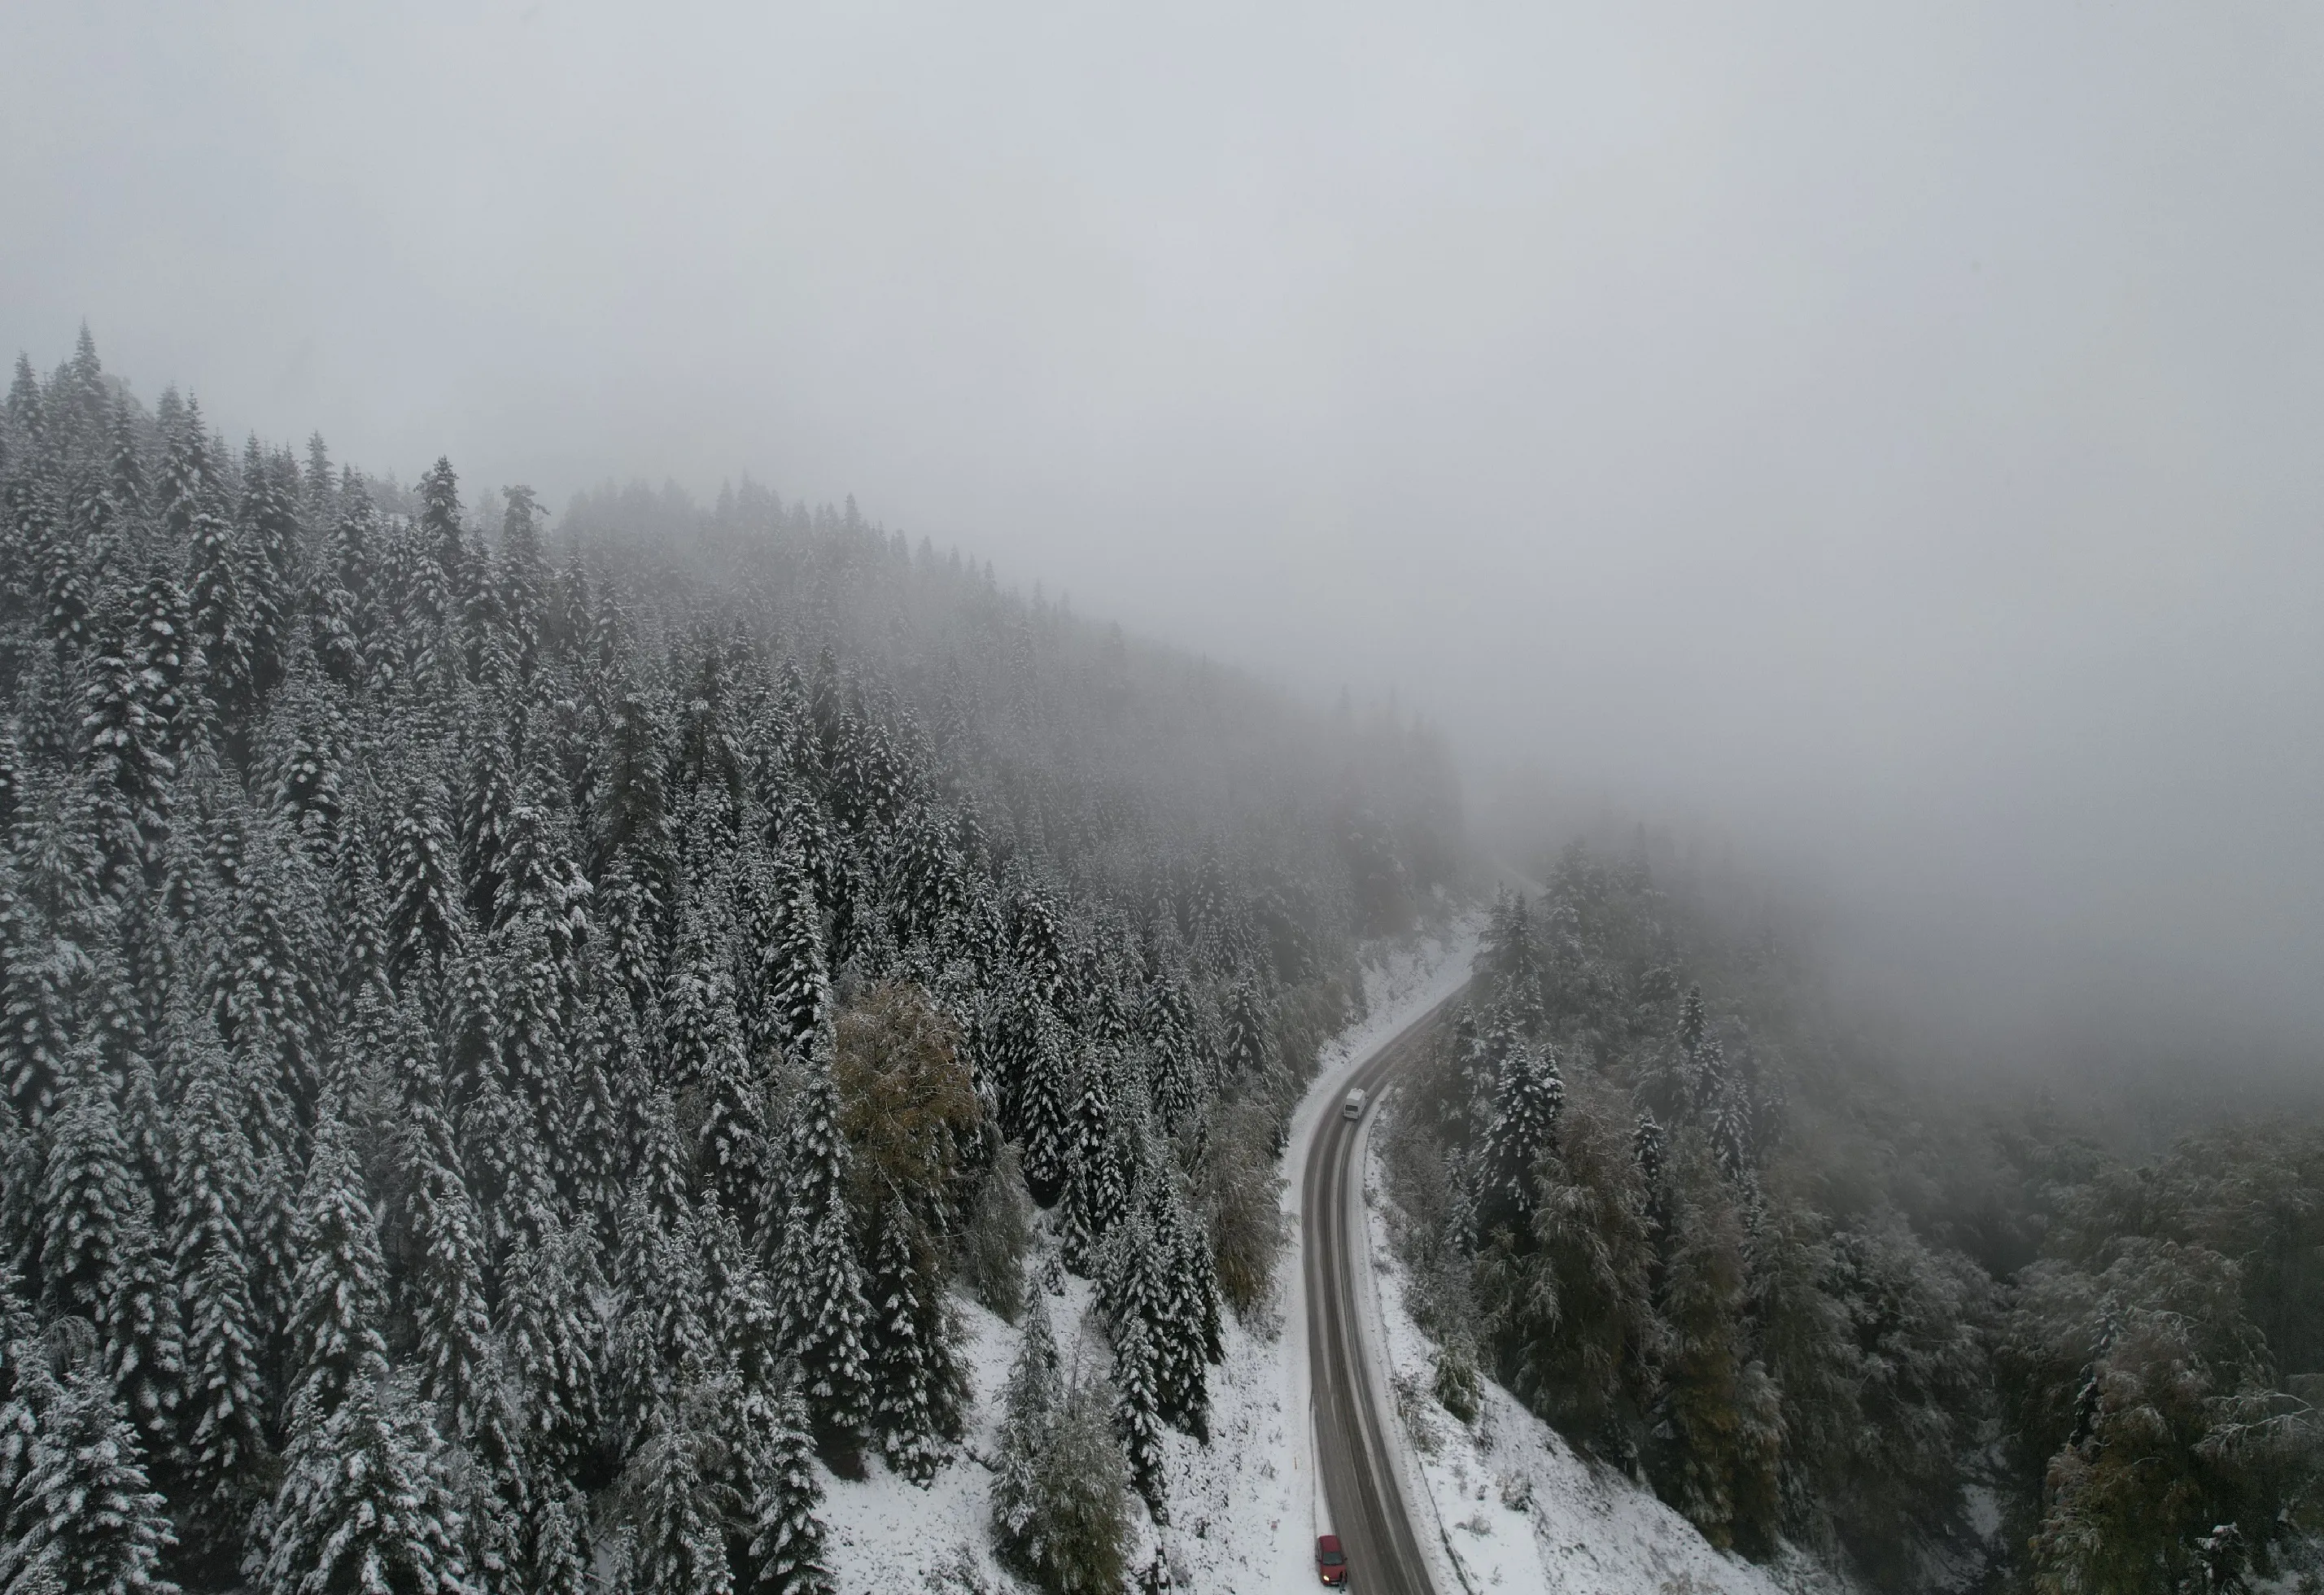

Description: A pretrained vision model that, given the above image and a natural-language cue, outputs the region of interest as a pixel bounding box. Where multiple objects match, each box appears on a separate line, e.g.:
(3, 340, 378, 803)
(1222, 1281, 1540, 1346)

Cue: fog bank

(7, 1, 2319, 1082)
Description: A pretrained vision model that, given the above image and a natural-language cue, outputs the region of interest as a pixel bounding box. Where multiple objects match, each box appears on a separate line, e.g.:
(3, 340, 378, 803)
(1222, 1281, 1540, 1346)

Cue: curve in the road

(1302, 987, 1466, 1595)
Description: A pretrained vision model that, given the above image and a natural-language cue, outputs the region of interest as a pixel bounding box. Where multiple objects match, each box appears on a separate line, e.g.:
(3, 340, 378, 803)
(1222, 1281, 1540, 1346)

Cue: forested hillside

(0, 332, 1461, 1593)
(1387, 846, 2324, 1594)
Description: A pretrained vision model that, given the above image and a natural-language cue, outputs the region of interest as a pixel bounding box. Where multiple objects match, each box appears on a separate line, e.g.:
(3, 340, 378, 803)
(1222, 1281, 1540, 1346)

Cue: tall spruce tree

(281, 1120, 389, 1426)
(258, 1370, 474, 1595)
(0, 1358, 180, 1595)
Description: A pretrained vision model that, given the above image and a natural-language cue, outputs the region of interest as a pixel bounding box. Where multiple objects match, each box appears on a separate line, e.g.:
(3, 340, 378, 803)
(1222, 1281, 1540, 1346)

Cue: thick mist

(7, 2, 2319, 1086)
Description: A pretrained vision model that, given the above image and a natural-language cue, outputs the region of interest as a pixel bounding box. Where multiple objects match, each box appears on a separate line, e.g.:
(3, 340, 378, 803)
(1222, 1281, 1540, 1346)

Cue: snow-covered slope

(1355, 1115, 1857, 1595)
(815, 928, 1479, 1592)
(816, 923, 1863, 1593)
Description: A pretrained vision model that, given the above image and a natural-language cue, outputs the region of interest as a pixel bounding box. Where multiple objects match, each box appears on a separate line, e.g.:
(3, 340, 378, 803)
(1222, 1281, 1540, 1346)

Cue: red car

(1316, 1534, 1348, 1586)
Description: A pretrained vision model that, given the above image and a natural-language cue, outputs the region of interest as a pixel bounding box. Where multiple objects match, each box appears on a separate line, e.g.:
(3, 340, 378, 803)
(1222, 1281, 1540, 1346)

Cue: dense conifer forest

(0, 333, 1462, 1593)
(1388, 849, 2324, 1593)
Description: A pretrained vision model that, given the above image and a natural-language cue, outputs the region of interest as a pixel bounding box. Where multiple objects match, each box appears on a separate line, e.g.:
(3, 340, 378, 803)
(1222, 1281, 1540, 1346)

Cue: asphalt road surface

(1302, 986, 1466, 1595)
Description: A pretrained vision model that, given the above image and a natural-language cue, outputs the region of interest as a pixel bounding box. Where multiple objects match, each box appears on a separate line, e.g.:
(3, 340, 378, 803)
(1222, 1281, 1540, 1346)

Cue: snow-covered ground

(816, 919, 1866, 1595)
(815, 924, 1479, 1593)
(1353, 1108, 1855, 1595)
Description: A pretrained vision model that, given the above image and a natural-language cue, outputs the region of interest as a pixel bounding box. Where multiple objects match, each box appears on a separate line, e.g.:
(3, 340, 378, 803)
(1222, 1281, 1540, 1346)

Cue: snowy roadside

(814, 921, 1480, 1593)
(1354, 1112, 1853, 1595)
(1265, 916, 1480, 1591)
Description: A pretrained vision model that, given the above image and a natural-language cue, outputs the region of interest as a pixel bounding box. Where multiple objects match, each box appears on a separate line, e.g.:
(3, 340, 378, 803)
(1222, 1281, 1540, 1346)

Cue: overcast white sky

(6, 2, 2321, 1076)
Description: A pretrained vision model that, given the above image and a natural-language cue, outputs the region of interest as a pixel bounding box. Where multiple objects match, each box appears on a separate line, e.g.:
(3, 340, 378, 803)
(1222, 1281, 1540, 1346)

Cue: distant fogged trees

(1387, 856, 2324, 1592)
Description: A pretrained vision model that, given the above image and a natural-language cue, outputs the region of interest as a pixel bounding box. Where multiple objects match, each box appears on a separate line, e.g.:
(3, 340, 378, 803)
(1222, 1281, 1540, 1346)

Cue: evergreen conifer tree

(37, 1063, 185, 1458)
(1013, 1003, 1074, 1208)
(735, 1383, 832, 1595)
(610, 1201, 712, 1457)
(282, 1121, 390, 1424)
(624, 1386, 732, 1595)
(166, 1057, 271, 1564)
(745, 849, 830, 1064)
(402, 1108, 495, 1441)
(1219, 978, 1276, 1095)
(77, 618, 174, 898)
(258, 1370, 474, 1595)
(500, 1207, 603, 1482)
(990, 1299, 1059, 1567)
(0, 1359, 179, 1595)
(1108, 1307, 1166, 1513)
(865, 1198, 959, 1482)
(770, 1170, 872, 1456)
(415, 458, 465, 631)
(1476, 1039, 1564, 1233)
(126, 575, 199, 763)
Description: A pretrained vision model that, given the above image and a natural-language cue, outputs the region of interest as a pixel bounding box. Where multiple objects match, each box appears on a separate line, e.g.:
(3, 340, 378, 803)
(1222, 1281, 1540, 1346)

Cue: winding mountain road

(1302, 986, 1467, 1595)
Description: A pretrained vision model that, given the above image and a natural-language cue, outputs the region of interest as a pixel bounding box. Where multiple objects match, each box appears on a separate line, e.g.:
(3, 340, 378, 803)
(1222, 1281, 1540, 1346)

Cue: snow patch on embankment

(1354, 1111, 1856, 1595)
(814, 924, 1479, 1593)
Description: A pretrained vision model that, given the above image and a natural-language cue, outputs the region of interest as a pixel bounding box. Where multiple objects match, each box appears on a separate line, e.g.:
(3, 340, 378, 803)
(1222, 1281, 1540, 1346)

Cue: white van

(1343, 1088, 1368, 1121)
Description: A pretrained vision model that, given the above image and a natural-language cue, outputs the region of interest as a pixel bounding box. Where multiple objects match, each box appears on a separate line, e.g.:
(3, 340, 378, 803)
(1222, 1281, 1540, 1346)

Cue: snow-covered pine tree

(459, 711, 522, 929)
(165, 1050, 271, 1567)
(865, 1197, 959, 1482)
(187, 505, 258, 725)
(1069, 1058, 1127, 1252)
(201, 806, 326, 1128)
(498, 487, 548, 682)
(126, 573, 199, 763)
(414, 457, 465, 634)
(0, 1264, 43, 1495)
(769, 1160, 873, 1457)
(881, 801, 967, 955)
(306, 503, 368, 688)
(990, 1298, 1059, 1568)
(1475, 1038, 1565, 1234)
(499, 1205, 603, 1482)
(1142, 1165, 1220, 1435)
(697, 1204, 782, 1398)
(0, 806, 102, 1130)
(610, 1200, 712, 1458)
(0, 1357, 179, 1595)
(697, 1024, 770, 1224)
(1024, 1374, 1133, 1594)
(77, 617, 176, 899)
(1218, 977, 1277, 1097)
(744, 847, 830, 1065)
(491, 913, 573, 1144)
(44, 465, 110, 659)
(1014, 1002, 1075, 1209)
(596, 688, 668, 872)
(258, 1368, 474, 1595)
(509, 1480, 588, 1595)
(458, 521, 514, 689)
(37, 1057, 185, 1461)
(1646, 1129, 1779, 1553)
(281, 1117, 390, 1425)
(231, 437, 292, 703)
(1006, 876, 1070, 1013)
(261, 682, 348, 863)
(558, 986, 627, 1234)
(625, 1391, 733, 1595)
(1141, 929, 1205, 1134)
(401, 1106, 495, 1442)
(383, 776, 465, 999)
(665, 878, 743, 1096)
(456, 1067, 557, 1270)
(734, 1382, 833, 1595)
(1108, 1307, 1165, 1514)
(492, 767, 592, 991)
(1479, 885, 1545, 1033)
